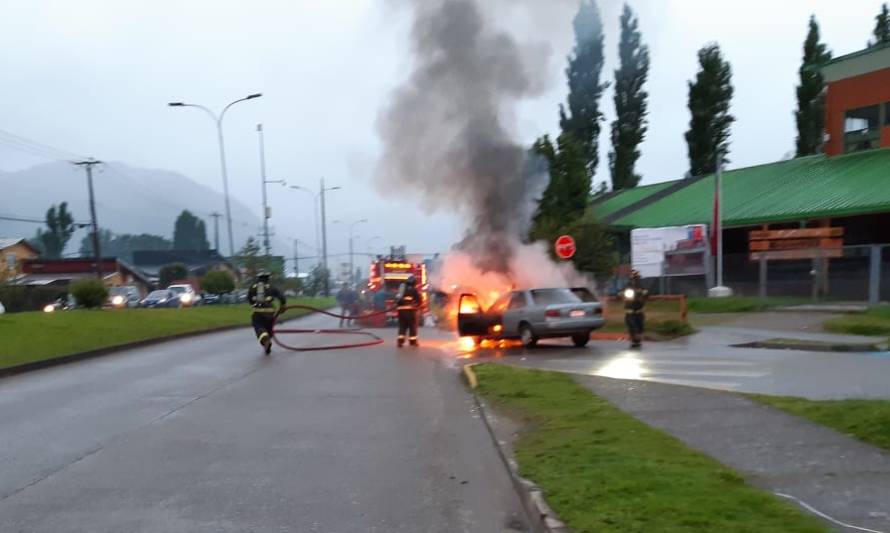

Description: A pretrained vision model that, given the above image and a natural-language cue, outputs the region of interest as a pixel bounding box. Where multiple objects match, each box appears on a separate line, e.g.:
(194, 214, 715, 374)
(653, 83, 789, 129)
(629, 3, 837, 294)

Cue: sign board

(748, 228, 844, 261)
(554, 235, 576, 260)
(631, 225, 708, 278)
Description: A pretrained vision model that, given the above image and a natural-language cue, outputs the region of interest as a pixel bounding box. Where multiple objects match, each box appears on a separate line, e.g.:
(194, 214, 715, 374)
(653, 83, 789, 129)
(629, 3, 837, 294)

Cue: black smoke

(374, 0, 551, 274)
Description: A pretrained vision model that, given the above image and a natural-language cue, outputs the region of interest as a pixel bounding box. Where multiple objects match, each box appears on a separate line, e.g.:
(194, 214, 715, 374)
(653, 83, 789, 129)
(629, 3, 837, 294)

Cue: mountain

(0, 161, 265, 255)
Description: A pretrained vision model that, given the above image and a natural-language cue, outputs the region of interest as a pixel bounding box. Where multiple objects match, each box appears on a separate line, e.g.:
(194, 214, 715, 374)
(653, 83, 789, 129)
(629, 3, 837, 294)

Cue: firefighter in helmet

(396, 274, 421, 347)
(623, 270, 648, 348)
(248, 270, 286, 355)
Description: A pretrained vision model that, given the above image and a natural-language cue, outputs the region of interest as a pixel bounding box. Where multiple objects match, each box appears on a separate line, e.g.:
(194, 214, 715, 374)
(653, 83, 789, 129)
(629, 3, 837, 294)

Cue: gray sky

(0, 0, 884, 262)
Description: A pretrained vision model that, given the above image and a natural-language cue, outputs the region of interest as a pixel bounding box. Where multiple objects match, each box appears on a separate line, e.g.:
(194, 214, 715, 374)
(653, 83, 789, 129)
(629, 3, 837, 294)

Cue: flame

(458, 297, 481, 314)
(459, 337, 477, 351)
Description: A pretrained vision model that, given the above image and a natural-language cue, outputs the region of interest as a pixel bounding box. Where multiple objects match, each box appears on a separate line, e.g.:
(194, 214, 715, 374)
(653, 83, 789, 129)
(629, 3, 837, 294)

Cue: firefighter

(623, 270, 648, 348)
(396, 274, 421, 347)
(248, 270, 286, 355)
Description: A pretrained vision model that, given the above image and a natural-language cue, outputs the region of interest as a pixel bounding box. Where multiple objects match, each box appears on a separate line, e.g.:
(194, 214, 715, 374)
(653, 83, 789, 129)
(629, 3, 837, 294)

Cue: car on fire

(457, 287, 604, 348)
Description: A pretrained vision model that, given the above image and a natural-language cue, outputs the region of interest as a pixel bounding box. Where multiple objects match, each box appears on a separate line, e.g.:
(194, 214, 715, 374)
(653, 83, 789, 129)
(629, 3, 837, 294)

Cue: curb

(463, 364, 569, 533)
(0, 310, 326, 380)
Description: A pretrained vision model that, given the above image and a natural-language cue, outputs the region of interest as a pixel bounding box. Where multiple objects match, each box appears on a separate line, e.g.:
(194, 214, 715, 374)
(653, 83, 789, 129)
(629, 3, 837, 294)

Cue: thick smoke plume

(375, 0, 550, 274)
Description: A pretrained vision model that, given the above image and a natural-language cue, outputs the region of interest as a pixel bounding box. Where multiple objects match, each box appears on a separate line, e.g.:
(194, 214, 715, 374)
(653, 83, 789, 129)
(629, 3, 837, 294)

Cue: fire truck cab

(366, 246, 428, 326)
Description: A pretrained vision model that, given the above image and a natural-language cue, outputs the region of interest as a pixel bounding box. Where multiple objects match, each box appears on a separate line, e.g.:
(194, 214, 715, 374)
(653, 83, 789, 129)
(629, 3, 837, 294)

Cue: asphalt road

(0, 313, 528, 533)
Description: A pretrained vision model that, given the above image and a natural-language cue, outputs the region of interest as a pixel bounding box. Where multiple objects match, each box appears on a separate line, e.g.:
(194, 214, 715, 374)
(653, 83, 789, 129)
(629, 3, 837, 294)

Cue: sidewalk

(575, 374, 890, 532)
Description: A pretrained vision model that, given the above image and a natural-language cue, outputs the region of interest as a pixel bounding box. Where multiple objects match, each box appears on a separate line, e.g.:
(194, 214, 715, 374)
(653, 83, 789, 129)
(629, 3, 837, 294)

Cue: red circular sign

(554, 235, 576, 259)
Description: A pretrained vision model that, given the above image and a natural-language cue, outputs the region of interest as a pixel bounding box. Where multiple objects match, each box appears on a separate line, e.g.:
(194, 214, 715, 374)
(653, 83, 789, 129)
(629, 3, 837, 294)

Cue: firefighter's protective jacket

(396, 284, 420, 311)
(623, 283, 648, 314)
(248, 281, 286, 313)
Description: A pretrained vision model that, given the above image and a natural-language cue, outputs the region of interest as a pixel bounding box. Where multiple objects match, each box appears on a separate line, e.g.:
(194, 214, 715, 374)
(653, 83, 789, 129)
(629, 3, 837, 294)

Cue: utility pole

(293, 239, 299, 279)
(74, 159, 103, 280)
(209, 212, 222, 252)
(320, 177, 330, 296)
(257, 124, 270, 257)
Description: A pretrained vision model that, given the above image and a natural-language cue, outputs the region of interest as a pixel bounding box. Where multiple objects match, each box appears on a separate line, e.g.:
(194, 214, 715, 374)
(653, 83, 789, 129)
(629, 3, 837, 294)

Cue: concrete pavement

(0, 313, 528, 533)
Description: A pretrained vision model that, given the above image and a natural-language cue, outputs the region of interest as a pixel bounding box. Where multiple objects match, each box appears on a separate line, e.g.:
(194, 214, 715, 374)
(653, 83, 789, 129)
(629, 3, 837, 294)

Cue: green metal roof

(611, 149, 890, 229)
(585, 181, 675, 221)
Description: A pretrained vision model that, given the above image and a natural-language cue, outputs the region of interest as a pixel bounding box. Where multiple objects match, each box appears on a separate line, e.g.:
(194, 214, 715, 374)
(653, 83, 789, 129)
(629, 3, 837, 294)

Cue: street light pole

(168, 93, 262, 257)
(289, 185, 320, 255)
(349, 219, 368, 285)
(315, 179, 342, 296)
(255, 124, 284, 258)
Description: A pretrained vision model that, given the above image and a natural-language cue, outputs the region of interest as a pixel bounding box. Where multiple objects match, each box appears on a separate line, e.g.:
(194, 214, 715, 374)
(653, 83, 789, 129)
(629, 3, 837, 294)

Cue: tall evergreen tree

(795, 16, 832, 157)
(35, 202, 75, 258)
(172, 210, 209, 251)
(529, 134, 590, 242)
(684, 43, 735, 177)
(559, 0, 607, 180)
(609, 4, 650, 190)
(871, 3, 890, 46)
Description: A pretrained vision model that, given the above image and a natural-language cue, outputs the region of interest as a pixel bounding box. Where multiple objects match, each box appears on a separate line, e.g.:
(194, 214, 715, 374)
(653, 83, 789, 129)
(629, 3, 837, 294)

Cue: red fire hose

(270, 305, 399, 352)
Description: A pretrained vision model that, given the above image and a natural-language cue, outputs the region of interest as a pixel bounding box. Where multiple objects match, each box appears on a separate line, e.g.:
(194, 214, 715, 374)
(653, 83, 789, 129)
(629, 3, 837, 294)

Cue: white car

(167, 284, 201, 307)
(0, 300, 5, 314)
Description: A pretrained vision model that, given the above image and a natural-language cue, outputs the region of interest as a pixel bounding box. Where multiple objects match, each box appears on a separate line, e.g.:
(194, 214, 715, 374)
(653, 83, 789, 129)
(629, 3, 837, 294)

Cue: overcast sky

(0, 0, 884, 262)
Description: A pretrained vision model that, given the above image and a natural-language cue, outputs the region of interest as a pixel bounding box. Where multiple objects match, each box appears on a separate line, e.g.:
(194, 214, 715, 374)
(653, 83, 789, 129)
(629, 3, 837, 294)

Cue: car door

(456, 293, 493, 337)
(501, 291, 529, 336)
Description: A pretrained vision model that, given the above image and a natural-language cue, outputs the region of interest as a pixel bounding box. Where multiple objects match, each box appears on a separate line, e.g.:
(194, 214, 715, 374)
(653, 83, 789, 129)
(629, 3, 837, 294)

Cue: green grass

(824, 305, 890, 336)
(601, 299, 694, 338)
(474, 364, 827, 533)
(687, 297, 808, 314)
(749, 394, 890, 451)
(0, 298, 335, 370)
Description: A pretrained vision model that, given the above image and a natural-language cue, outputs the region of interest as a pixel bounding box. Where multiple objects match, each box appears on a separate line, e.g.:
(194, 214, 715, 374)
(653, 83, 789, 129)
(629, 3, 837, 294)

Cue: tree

(35, 202, 75, 258)
(609, 4, 650, 190)
(559, 0, 608, 179)
(159, 263, 189, 288)
(685, 43, 735, 177)
(304, 264, 330, 297)
(237, 237, 262, 279)
(200, 270, 236, 295)
(561, 218, 616, 276)
(871, 3, 890, 46)
(173, 210, 209, 251)
(80, 231, 172, 262)
(529, 134, 591, 243)
(795, 16, 832, 157)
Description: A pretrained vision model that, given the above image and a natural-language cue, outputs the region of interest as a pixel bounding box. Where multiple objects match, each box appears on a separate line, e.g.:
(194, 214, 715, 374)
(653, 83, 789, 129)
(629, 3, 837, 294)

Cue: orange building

(823, 44, 890, 156)
(0, 238, 39, 276)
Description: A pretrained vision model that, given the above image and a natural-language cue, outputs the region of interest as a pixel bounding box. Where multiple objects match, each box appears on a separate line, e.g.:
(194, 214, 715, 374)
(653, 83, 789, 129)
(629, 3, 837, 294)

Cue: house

(131, 250, 239, 285)
(591, 43, 890, 300)
(14, 257, 153, 294)
(0, 238, 39, 276)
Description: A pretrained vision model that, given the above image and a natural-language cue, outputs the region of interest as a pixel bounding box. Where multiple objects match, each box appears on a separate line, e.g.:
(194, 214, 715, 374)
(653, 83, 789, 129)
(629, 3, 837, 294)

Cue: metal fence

(654, 244, 890, 303)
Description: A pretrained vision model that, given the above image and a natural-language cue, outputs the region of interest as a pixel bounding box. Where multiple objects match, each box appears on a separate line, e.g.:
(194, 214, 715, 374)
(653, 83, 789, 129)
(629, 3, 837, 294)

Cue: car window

(148, 290, 167, 298)
(508, 293, 526, 309)
(570, 287, 597, 302)
(169, 286, 186, 294)
(529, 288, 582, 305)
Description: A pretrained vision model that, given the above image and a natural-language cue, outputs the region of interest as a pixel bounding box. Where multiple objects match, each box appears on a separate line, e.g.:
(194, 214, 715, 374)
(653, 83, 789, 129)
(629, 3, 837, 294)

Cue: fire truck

(365, 246, 428, 326)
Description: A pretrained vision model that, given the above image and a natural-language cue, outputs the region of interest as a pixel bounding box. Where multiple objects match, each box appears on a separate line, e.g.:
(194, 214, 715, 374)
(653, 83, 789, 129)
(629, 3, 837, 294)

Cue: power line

(0, 128, 87, 162)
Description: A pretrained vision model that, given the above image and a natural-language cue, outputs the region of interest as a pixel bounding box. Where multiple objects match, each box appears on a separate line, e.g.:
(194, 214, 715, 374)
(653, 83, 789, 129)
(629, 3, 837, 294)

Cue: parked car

(0, 300, 4, 314)
(457, 287, 604, 348)
(139, 290, 181, 308)
(201, 293, 223, 305)
(107, 285, 141, 308)
(168, 284, 201, 307)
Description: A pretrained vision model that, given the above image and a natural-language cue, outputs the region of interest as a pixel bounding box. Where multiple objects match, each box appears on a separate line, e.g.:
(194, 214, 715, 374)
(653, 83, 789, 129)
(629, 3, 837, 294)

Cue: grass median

(0, 297, 335, 370)
(824, 305, 890, 336)
(473, 364, 827, 533)
(749, 394, 890, 452)
(687, 296, 808, 314)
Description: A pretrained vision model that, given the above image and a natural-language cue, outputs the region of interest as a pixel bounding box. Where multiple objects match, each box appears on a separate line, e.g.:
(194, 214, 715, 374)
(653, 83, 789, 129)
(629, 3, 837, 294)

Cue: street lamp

(349, 219, 368, 285)
(168, 93, 262, 256)
(294, 180, 341, 295)
(256, 123, 286, 257)
(289, 185, 320, 254)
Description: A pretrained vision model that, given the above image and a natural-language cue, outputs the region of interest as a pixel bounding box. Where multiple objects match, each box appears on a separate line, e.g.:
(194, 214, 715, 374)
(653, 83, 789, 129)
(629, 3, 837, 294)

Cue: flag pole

(709, 148, 733, 297)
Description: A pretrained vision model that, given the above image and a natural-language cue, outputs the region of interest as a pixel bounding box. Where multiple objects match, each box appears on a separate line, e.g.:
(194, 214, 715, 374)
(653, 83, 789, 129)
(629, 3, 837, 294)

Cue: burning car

(456, 287, 604, 348)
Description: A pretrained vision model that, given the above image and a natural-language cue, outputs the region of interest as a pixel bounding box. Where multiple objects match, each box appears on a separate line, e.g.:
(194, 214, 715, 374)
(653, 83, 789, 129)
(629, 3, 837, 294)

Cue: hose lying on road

(270, 304, 400, 352)
(774, 492, 886, 533)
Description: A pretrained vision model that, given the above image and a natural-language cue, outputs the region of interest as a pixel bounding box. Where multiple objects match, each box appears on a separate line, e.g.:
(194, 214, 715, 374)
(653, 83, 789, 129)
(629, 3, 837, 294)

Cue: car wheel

(572, 332, 591, 348)
(519, 324, 538, 348)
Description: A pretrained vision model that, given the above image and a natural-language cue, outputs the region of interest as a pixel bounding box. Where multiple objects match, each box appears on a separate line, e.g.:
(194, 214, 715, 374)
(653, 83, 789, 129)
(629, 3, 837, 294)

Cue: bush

(200, 270, 236, 295)
(159, 263, 189, 288)
(649, 319, 695, 337)
(70, 279, 108, 309)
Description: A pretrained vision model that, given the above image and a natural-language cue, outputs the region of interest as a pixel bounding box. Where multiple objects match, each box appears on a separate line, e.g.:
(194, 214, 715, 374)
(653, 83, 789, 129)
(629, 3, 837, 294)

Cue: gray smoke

(374, 0, 552, 274)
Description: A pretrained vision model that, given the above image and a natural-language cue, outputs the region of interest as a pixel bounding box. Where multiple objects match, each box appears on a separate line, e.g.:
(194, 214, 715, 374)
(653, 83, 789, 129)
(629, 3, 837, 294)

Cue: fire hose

(270, 304, 405, 352)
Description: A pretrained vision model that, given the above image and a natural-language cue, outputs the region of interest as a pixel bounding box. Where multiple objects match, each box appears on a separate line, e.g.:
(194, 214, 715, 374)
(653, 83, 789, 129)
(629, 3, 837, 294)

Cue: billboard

(631, 225, 708, 278)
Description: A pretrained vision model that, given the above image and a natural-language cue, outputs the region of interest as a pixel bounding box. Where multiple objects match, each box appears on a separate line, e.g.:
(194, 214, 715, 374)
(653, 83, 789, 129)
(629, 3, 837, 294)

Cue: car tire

(572, 332, 591, 348)
(519, 324, 538, 348)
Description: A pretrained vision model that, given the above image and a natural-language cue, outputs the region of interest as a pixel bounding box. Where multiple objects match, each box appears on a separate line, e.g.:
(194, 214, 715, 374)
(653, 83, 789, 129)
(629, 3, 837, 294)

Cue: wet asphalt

(0, 314, 528, 533)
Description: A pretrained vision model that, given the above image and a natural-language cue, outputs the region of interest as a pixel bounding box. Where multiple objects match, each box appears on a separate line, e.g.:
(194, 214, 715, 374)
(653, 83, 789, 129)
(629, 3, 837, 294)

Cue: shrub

(0, 285, 63, 312)
(70, 279, 108, 309)
(200, 270, 236, 295)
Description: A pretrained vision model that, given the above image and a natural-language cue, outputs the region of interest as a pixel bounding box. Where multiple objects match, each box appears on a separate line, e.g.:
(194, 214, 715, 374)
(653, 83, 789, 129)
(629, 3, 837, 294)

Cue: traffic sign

(554, 235, 576, 260)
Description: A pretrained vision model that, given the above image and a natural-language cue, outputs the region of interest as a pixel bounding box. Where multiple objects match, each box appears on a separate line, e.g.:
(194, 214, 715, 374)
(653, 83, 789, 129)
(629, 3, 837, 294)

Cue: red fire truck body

(366, 254, 428, 325)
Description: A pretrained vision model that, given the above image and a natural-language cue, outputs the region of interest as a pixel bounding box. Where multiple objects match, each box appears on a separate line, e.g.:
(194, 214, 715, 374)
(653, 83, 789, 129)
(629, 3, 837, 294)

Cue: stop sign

(554, 235, 576, 260)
